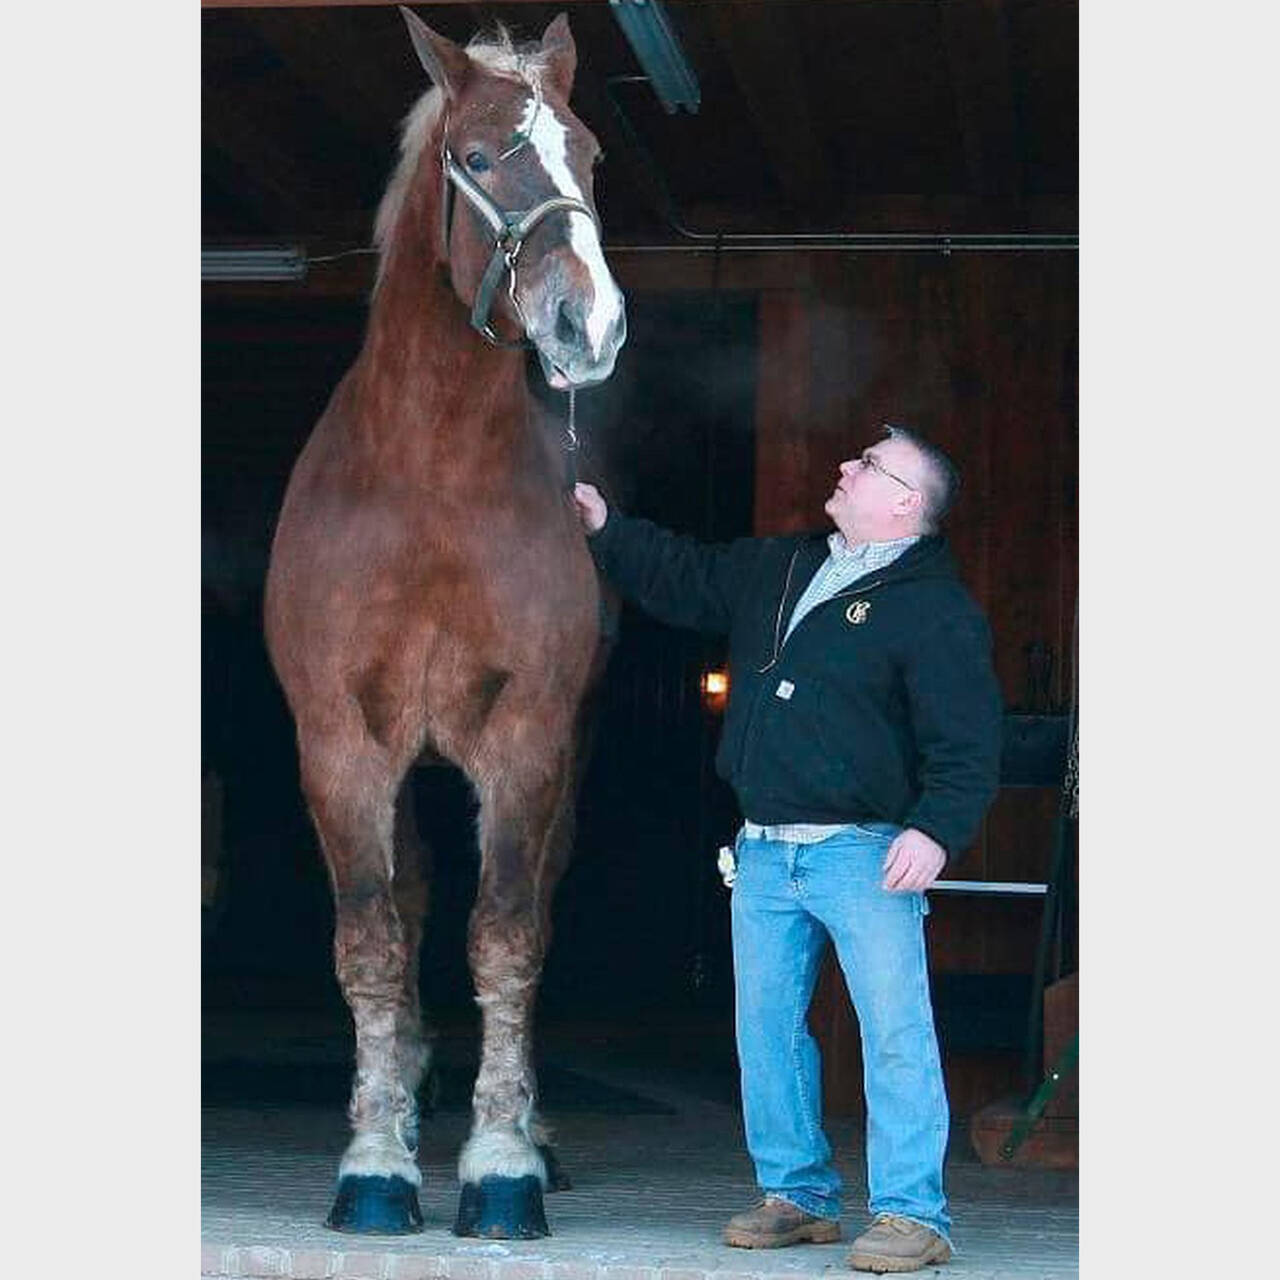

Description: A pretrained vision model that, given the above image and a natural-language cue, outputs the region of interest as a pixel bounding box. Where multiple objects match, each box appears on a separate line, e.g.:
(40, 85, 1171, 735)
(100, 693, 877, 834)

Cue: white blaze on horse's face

(516, 89, 627, 389)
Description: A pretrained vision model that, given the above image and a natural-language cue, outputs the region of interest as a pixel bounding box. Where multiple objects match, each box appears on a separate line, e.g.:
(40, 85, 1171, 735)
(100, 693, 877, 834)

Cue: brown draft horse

(263, 9, 626, 1239)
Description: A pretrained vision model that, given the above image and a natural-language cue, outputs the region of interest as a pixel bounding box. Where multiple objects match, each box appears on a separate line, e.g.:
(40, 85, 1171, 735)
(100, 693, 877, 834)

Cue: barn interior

(202, 1, 1078, 1273)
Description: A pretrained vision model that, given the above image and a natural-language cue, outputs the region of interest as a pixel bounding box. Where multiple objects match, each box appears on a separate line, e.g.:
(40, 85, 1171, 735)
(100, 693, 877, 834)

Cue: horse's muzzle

(535, 302, 627, 389)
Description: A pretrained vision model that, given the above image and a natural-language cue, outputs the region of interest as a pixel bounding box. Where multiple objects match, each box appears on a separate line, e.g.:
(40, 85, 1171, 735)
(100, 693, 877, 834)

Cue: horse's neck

(363, 257, 524, 410)
(352, 165, 530, 468)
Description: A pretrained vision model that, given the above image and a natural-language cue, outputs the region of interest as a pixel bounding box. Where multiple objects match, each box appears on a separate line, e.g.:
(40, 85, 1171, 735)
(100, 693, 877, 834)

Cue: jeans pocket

(729, 828, 754, 887)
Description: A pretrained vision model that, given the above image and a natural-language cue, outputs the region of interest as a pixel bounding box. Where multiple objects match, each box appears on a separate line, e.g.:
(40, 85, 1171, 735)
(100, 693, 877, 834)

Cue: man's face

(824, 436, 925, 542)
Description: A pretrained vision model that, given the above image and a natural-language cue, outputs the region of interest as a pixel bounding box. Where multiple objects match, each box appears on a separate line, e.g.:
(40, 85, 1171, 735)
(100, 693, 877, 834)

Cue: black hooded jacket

(588, 513, 1003, 862)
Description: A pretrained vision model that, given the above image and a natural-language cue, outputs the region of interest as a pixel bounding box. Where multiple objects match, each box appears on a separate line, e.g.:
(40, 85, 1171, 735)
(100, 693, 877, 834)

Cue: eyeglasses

(854, 451, 919, 492)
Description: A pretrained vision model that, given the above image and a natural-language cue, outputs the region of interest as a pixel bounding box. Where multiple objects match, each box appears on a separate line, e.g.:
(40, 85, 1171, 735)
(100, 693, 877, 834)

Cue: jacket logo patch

(845, 600, 872, 626)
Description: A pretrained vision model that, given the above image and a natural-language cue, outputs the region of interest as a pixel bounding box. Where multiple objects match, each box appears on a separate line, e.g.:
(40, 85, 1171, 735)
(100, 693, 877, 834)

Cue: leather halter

(440, 126, 600, 348)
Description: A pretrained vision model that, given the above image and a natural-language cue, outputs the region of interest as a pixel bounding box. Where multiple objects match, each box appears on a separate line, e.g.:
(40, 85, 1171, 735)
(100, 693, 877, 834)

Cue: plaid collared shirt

(743, 530, 918, 846)
(783, 531, 919, 643)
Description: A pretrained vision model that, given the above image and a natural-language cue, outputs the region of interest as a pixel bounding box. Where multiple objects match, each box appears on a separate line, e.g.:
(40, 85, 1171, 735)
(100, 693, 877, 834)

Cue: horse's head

(400, 7, 627, 389)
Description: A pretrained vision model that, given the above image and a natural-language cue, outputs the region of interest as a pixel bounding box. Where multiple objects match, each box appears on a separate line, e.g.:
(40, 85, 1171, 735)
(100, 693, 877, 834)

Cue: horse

(263, 8, 627, 1239)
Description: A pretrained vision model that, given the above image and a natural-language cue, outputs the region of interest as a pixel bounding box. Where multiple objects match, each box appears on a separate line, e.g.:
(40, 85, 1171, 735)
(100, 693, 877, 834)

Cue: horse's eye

(464, 150, 490, 174)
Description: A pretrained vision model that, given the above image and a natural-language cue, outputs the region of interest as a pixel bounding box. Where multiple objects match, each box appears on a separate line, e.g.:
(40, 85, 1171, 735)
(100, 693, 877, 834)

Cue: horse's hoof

(453, 1175, 549, 1238)
(538, 1144, 573, 1192)
(326, 1175, 424, 1234)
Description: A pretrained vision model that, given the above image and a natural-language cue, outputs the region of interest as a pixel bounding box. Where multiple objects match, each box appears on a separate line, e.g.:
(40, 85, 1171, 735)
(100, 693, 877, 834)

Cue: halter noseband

(440, 113, 600, 348)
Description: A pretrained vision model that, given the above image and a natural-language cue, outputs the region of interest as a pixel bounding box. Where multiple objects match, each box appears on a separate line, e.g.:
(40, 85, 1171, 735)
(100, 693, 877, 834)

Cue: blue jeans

(731, 824, 951, 1241)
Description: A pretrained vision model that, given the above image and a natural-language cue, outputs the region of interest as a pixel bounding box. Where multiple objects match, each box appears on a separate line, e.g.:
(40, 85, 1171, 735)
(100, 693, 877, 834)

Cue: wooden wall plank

(750, 250, 1077, 1114)
(753, 293, 815, 534)
(749, 251, 1077, 711)
(703, 3, 834, 217)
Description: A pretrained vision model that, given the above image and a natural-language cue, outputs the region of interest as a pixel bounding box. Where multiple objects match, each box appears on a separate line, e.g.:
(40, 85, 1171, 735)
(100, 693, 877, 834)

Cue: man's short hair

(883, 424, 960, 531)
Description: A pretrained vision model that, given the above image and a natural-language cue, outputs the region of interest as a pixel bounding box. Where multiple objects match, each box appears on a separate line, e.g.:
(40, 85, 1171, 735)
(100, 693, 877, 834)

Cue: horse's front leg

(302, 733, 424, 1235)
(391, 781, 434, 1155)
(525, 756, 581, 1195)
(453, 745, 574, 1238)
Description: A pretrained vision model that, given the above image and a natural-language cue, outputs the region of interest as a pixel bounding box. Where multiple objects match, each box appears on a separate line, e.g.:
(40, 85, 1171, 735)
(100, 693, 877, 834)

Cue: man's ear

(540, 13, 577, 99)
(400, 6, 472, 101)
(897, 489, 926, 521)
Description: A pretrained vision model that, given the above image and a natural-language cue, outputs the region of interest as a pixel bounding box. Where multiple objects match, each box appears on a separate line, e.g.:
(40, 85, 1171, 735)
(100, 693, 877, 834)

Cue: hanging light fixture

(609, 0, 700, 114)
(201, 246, 307, 282)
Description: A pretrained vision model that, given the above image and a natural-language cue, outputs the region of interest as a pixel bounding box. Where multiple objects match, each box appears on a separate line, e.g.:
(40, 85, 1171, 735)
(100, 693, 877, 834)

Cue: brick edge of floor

(201, 1242, 828, 1280)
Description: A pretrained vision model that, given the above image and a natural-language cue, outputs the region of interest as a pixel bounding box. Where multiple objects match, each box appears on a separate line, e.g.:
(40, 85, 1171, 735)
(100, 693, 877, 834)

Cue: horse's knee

(333, 883, 410, 996)
(467, 899, 542, 989)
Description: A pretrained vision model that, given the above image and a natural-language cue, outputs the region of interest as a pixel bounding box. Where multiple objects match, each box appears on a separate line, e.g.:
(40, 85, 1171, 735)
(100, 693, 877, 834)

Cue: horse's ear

(540, 13, 577, 98)
(399, 6, 471, 100)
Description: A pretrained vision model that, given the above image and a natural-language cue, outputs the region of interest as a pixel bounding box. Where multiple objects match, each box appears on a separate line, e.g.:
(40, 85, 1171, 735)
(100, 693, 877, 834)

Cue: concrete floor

(202, 1010, 1078, 1280)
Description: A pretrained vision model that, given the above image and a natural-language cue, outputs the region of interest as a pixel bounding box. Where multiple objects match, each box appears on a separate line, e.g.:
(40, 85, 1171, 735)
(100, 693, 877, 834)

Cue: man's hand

(573, 482, 609, 534)
(882, 827, 947, 892)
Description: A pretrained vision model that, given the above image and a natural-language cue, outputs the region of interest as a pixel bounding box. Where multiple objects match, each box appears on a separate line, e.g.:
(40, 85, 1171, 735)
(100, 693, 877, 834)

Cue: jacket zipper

(755, 549, 798, 675)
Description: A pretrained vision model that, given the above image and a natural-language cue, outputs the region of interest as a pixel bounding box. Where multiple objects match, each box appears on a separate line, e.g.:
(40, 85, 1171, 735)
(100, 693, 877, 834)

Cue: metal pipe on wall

(609, 236, 1077, 253)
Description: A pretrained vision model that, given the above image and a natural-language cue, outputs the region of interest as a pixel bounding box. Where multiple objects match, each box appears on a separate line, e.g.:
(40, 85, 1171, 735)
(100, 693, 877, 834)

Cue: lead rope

(564, 386, 578, 488)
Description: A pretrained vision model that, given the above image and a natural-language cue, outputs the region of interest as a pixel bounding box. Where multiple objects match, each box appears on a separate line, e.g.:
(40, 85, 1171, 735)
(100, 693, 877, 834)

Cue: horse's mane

(372, 25, 553, 281)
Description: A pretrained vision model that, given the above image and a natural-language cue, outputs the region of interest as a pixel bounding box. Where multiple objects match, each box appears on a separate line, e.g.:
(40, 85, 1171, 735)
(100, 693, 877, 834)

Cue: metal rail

(929, 880, 1048, 896)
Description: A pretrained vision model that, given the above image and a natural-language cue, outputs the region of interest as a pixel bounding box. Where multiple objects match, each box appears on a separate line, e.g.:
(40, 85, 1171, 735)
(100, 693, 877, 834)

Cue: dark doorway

(202, 292, 758, 1045)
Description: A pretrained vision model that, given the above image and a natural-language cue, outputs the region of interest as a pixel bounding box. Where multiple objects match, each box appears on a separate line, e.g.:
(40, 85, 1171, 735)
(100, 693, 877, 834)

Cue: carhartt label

(775, 680, 795, 700)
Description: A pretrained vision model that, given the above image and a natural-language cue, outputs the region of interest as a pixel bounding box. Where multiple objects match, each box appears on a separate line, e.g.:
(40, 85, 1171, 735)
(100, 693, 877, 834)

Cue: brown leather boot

(847, 1213, 952, 1272)
(722, 1196, 842, 1248)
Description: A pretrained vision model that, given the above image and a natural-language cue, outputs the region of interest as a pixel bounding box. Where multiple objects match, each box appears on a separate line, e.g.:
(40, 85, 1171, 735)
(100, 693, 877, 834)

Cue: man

(573, 425, 1002, 1273)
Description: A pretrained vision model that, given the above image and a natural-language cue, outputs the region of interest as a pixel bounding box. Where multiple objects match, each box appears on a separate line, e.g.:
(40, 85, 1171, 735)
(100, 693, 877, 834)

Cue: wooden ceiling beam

(939, 0, 1021, 202)
(203, 95, 323, 231)
(203, 1, 602, 9)
(200, 1, 839, 8)
(701, 3, 835, 217)
(201, 1, 908, 7)
(236, 6, 415, 146)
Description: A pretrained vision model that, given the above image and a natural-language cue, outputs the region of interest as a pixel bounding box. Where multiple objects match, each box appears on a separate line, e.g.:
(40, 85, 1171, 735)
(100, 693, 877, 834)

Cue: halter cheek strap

(439, 121, 600, 348)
